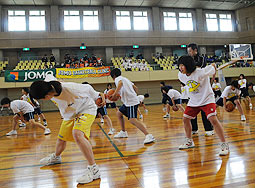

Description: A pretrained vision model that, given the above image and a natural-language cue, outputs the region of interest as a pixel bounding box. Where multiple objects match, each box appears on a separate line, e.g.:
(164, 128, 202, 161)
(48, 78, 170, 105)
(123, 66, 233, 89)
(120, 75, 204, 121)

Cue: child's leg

(12, 115, 20, 130)
(129, 118, 149, 135)
(73, 129, 95, 165)
(234, 99, 244, 115)
(137, 108, 142, 116)
(103, 115, 114, 129)
(117, 110, 126, 131)
(183, 117, 192, 139)
(208, 115, 226, 142)
(55, 138, 67, 156)
(29, 119, 47, 130)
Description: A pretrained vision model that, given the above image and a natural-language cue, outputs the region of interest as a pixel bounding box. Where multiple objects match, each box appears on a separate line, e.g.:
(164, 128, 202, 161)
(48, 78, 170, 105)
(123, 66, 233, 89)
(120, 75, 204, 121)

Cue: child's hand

(211, 63, 216, 70)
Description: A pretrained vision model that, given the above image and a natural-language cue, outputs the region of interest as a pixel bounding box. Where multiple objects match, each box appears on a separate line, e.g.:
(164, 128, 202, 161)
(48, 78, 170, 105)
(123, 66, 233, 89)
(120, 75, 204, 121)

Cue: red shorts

(184, 103, 217, 119)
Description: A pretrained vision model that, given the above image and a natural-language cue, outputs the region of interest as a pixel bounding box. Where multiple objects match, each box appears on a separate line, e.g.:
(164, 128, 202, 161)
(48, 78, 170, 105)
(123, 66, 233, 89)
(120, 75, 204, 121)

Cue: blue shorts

(119, 104, 138, 120)
(97, 106, 107, 117)
(23, 112, 35, 122)
(216, 96, 238, 106)
(34, 107, 42, 115)
(169, 99, 182, 106)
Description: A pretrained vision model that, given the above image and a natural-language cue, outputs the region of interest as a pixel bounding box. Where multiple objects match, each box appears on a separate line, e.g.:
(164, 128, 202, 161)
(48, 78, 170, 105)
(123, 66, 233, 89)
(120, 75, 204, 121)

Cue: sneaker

(43, 121, 48, 127)
(100, 118, 104, 123)
(108, 128, 115, 135)
(163, 114, 170, 118)
(145, 109, 148, 113)
(241, 115, 246, 121)
(179, 138, 195, 149)
(19, 123, 26, 127)
(114, 130, 128, 138)
(219, 142, 229, 156)
(139, 114, 143, 119)
(249, 103, 253, 110)
(6, 130, 17, 136)
(40, 153, 61, 166)
(205, 130, 214, 136)
(77, 164, 101, 184)
(44, 128, 51, 135)
(144, 134, 155, 144)
(192, 130, 198, 135)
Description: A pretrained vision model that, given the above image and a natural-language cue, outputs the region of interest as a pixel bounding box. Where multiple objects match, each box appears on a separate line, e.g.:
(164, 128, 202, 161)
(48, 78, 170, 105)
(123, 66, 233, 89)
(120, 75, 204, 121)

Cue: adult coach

(187, 43, 214, 136)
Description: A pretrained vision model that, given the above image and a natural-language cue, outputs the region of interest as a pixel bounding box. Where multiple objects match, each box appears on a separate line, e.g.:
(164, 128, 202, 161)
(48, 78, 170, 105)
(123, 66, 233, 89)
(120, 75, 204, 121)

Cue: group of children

(1, 54, 254, 185)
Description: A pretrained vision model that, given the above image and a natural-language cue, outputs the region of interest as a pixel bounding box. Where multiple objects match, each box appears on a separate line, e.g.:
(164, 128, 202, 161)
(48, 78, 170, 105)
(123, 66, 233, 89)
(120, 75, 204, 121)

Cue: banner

(56, 66, 111, 79)
(5, 69, 56, 82)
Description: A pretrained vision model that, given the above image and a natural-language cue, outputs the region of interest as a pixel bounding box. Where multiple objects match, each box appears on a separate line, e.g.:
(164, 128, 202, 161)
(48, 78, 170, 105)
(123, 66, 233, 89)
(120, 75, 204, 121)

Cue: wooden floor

(0, 101, 255, 188)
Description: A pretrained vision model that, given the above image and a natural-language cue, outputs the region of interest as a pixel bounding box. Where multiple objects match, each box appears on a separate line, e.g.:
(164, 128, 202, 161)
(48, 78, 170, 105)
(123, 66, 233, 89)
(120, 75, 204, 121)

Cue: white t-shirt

(238, 79, 247, 89)
(167, 89, 181, 100)
(10, 100, 34, 114)
(181, 86, 189, 99)
(137, 95, 145, 103)
(178, 65, 216, 107)
(114, 76, 139, 106)
(21, 93, 40, 107)
(212, 83, 221, 91)
(221, 86, 241, 99)
(104, 89, 113, 103)
(253, 86, 255, 92)
(51, 82, 98, 120)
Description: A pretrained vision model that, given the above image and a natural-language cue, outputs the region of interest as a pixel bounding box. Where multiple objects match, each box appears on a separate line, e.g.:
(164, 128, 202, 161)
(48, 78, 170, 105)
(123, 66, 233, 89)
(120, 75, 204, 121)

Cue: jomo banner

(56, 66, 110, 79)
(5, 69, 56, 82)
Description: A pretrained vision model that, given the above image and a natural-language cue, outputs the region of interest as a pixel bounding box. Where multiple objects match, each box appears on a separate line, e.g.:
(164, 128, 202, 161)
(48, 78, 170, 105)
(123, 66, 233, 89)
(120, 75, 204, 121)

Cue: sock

(88, 163, 97, 169)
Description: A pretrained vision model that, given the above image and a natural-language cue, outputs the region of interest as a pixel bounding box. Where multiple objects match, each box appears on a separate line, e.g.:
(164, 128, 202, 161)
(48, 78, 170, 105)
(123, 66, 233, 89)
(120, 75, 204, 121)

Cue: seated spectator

(160, 53, 164, 59)
(174, 54, 178, 61)
(155, 52, 160, 59)
(42, 54, 48, 63)
(64, 54, 71, 68)
(129, 50, 134, 58)
(136, 53, 144, 60)
(50, 54, 55, 63)
(82, 54, 89, 62)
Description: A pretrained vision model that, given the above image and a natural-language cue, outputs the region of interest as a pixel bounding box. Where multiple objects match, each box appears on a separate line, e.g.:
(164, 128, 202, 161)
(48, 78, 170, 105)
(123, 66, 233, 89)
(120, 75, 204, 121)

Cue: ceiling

(0, 0, 254, 10)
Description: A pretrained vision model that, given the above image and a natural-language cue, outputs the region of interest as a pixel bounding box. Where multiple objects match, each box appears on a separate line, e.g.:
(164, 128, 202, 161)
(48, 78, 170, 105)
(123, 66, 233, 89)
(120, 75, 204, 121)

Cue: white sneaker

(205, 130, 214, 136)
(179, 138, 195, 149)
(139, 114, 143, 119)
(249, 103, 253, 110)
(108, 128, 115, 135)
(144, 134, 155, 144)
(40, 153, 61, 166)
(6, 130, 17, 136)
(77, 164, 100, 184)
(163, 114, 170, 118)
(241, 115, 246, 121)
(192, 130, 198, 135)
(219, 142, 229, 156)
(114, 130, 128, 138)
(100, 118, 104, 123)
(145, 109, 148, 113)
(43, 121, 48, 127)
(44, 128, 51, 135)
(19, 123, 26, 127)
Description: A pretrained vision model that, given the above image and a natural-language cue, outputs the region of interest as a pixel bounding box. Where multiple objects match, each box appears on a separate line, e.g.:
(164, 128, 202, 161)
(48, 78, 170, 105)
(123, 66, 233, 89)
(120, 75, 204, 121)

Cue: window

(179, 13, 193, 31)
(8, 10, 26, 31)
(29, 10, 45, 31)
(64, 10, 80, 30)
(116, 11, 131, 30)
(163, 12, 177, 30)
(219, 14, 232, 31)
(206, 13, 218, 31)
(133, 11, 149, 30)
(83, 11, 99, 30)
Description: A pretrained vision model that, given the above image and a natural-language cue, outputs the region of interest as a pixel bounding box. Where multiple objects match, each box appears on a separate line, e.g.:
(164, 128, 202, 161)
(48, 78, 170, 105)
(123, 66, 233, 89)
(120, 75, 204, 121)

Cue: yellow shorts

(57, 113, 96, 142)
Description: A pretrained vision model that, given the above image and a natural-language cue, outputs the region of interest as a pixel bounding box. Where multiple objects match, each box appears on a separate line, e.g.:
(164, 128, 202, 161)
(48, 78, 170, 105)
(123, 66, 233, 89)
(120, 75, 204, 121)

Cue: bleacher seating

(0, 61, 8, 71)
(111, 57, 153, 71)
(153, 56, 178, 70)
(14, 60, 55, 70)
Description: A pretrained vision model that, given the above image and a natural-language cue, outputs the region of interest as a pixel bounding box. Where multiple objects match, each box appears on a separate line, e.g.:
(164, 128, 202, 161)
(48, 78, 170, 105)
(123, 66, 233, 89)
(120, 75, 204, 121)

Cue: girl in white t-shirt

(137, 93, 149, 119)
(178, 55, 229, 156)
(239, 74, 252, 109)
(0, 98, 51, 136)
(212, 78, 222, 98)
(30, 79, 100, 184)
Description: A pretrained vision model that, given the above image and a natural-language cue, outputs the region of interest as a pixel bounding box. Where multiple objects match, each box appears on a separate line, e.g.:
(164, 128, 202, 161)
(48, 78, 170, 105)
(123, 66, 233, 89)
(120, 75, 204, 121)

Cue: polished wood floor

(0, 100, 255, 188)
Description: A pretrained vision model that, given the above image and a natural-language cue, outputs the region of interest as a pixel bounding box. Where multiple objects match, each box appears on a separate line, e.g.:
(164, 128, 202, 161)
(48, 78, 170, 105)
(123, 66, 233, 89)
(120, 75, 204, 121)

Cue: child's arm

(223, 97, 227, 111)
(16, 112, 25, 122)
(171, 98, 176, 107)
(133, 84, 138, 94)
(112, 80, 123, 97)
(99, 92, 106, 106)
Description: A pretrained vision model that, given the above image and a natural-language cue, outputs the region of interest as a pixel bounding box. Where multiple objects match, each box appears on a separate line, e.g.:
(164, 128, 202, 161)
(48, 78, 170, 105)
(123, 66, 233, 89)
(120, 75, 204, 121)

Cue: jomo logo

(24, 70, 54, 81)
(7, 72, 19, 81)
